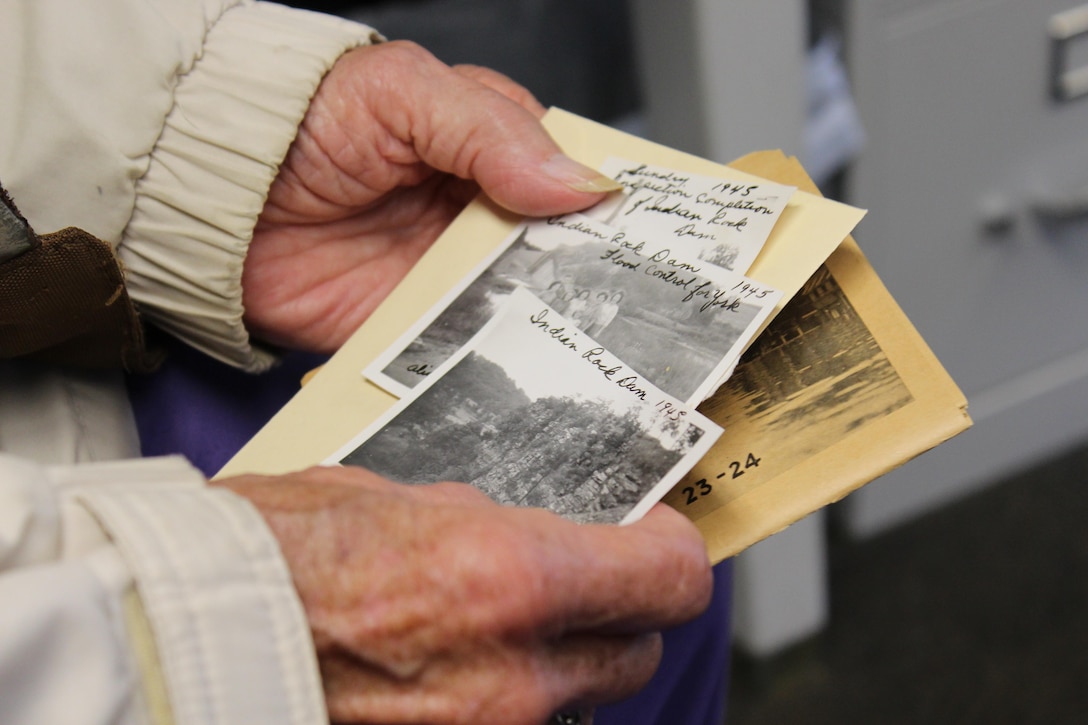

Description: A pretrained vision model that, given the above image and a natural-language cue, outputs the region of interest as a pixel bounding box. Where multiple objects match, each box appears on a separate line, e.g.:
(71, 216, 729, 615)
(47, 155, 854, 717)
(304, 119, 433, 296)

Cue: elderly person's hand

(242, 41, 618, 352)
(216, 466, 713, 725)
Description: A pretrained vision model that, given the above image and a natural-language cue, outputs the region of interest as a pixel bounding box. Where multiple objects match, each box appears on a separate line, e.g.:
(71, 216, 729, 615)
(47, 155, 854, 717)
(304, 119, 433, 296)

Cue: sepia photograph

(334, 289, 722, 524)
(365, 213, 782, 404)
(691, 265, 916, 500)
(586, 157, 796, 274)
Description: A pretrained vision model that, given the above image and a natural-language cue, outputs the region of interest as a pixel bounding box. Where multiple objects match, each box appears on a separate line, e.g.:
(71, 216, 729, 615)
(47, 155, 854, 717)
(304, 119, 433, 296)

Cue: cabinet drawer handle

(1050, 6, 1088, 101)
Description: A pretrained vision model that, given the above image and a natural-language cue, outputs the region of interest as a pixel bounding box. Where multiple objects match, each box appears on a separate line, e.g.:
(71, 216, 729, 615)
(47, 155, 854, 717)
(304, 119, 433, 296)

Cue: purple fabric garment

(596, 558, 732, 725)
(126, 338, 732, 724)
(127, 337, 328, 476)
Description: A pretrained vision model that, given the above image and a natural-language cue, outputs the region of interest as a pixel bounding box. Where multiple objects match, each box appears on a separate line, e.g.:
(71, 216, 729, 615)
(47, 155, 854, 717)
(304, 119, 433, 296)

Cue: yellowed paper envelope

(667, 151, 970, 562)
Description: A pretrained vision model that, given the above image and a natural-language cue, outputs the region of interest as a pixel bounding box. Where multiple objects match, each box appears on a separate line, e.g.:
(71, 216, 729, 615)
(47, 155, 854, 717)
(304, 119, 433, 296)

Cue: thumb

(361, 42, 623, 216)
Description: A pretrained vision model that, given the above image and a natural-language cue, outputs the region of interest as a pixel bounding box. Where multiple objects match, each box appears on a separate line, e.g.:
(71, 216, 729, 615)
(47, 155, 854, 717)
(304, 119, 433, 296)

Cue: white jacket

(1, 1, 379, 722)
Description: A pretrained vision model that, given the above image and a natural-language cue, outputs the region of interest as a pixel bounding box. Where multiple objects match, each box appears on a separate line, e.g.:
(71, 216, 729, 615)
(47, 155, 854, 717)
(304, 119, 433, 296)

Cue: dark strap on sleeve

(0, 182, 163, 371)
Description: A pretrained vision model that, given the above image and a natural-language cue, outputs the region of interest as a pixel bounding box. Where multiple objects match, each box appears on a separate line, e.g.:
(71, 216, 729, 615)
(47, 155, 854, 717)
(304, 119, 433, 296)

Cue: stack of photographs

(326, 159, 796, 525)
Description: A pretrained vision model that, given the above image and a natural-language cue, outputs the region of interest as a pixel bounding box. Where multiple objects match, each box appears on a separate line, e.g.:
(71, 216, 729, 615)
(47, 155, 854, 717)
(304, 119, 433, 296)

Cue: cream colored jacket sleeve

(1, 2, 385, 722)
(0, 454, 325, 725)
(1, 0, 380, 372)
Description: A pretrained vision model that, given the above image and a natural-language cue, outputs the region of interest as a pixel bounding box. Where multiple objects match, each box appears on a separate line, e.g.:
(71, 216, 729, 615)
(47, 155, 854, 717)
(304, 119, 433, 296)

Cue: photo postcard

(330, 287, 723, 525)
(364, 213, 783, 404)
(585, 157, 796, 275)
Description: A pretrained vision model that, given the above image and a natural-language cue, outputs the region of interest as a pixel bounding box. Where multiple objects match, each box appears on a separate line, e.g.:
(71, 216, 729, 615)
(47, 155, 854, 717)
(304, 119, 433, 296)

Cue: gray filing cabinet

(841, 0, 1088, 535)
(629, 0, 1088, 657)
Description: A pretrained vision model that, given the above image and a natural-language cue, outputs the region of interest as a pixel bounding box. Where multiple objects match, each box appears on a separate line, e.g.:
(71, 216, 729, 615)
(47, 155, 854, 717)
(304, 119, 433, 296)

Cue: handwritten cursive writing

(625, 194, 702, 221)
(546, 216, 611, 239)
(581, 347, 647, 401)
(407, 363, 433, 377)
(681, 281, 744, 313)
(529, 309, 580, 352)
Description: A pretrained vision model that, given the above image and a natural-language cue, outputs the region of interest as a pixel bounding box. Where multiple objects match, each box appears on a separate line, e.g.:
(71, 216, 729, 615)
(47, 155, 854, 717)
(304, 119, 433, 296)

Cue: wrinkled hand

(216, 467, 712, 725)
(243, 41, 620, 352)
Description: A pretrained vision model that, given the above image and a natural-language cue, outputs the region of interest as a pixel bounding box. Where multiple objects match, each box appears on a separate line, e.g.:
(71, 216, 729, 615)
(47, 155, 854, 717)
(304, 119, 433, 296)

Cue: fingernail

(542, 154, 624, 194)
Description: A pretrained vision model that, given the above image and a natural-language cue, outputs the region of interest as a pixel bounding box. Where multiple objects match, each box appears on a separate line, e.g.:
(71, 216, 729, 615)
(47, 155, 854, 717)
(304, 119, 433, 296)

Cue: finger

(320, 632, 660, 725)
(222, 469, 711, 633)
(452, 64, 548, 118)
(541, 632, 663, 713)
(524, 503, 713, 634)
(217, 465, 401, 495)
(313, 480, 709, 636)
(355, 41, 623, 216)
(382, 498, 712, 636)
(219, 467, 500, 513)
(401, 479, 498, 507)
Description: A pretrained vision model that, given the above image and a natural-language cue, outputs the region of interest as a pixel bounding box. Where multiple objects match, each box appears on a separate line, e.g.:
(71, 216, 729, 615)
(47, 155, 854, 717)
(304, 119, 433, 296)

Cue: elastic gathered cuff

(120, 2, 380, 372)
(69, 456, 327, 724)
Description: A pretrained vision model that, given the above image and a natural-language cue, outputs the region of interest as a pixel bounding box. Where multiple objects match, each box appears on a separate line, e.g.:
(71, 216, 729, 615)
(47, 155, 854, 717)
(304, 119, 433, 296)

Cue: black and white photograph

(333, 288, 722, 525)
(365, 213, 782, 403)
(585, 157, 796, 274)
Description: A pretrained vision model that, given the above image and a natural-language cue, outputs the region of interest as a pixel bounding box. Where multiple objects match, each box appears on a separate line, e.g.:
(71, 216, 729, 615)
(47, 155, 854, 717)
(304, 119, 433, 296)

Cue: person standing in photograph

(587, 290, 623, 337)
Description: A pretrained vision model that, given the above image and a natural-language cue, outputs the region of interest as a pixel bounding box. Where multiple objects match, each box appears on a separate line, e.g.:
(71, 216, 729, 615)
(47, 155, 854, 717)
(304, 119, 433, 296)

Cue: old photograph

(365, 213, 782, 404)
(334, 288, 722, 525)
(585, 157, 796, 274)
(690, 265, 915, 502)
